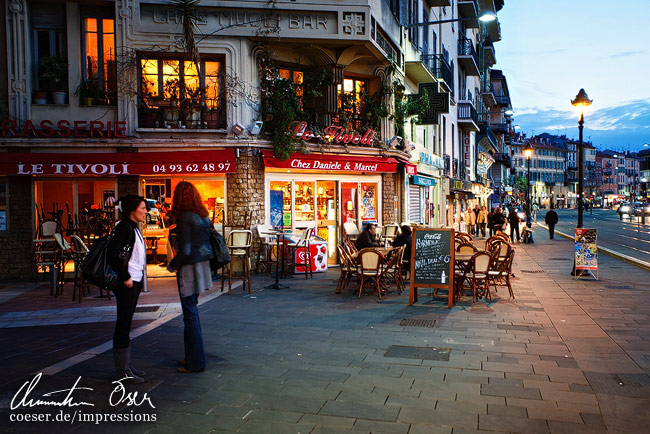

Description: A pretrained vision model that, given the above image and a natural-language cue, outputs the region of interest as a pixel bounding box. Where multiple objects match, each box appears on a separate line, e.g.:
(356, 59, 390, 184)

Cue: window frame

(80, 10, 116, 105)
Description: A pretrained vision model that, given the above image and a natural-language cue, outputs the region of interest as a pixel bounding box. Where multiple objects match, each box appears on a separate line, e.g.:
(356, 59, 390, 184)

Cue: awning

(261, 151, 397, 173)
(0, 150, 237, 175)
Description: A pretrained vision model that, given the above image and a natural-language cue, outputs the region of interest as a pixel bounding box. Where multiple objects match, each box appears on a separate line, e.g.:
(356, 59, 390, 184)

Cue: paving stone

(244, 409, 304, 423)
(481, 383, 542, 400)
(351, 419, 411, 433)
(580, 412, 605, 426)
(398, 406, 478, 429)
(247, 394, 326, 413)
(319, 401, 399, 422)
(545, 420, 607, 434)
(539, 390, 598, 405)
(404, 424, 451, 434)
(527, 407, 583, 423)
(568, 383, 593, 394)
(298, 413, 355, 429)
(482, 361, 534, 374)
(237, 419, 316, 433)
(487, 403, 528, 418)
(478, 413, 549, 434)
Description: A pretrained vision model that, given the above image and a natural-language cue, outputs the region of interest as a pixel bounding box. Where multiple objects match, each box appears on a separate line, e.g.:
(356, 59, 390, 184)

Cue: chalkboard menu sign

(409, 228, 455, 307)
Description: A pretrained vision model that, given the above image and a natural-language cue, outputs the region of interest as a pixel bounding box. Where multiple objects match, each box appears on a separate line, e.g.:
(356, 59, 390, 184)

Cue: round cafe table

(261, 230, 289, 290)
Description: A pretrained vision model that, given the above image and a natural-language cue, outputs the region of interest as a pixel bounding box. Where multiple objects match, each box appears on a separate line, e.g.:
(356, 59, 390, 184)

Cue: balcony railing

(138, 96, 227, 129)
(457, 101, 478, 124)
(494, 92, 510, 106)
(457, 36, 479, 75)
(493, 152, 512, 168)
(444, 155, 451, 177)
(420, 54, 454, 97)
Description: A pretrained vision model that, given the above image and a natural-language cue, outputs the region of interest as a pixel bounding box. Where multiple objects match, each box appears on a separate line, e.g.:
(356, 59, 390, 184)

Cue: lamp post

(571, 89, 593, 229)
(524, 142, 533, 223)
(642, 177, 648, 224)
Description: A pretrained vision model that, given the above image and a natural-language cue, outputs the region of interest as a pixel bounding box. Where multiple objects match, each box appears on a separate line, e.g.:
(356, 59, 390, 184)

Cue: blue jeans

(180, 294, 206, 371)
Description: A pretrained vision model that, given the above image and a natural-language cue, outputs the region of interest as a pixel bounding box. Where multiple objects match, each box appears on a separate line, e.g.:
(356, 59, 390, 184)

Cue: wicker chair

(357, 248, 383, 299)
(221, 230, 252, 294)
(456, 252, 494, 302)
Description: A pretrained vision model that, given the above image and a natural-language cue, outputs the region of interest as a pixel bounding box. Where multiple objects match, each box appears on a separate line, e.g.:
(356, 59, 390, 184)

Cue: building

(487, 68, 513, 210)
(0, 0, 509, 281)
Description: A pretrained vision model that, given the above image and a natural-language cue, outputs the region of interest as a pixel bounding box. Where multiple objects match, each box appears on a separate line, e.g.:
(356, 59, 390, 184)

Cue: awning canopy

(261, 151, 398, 173)
(0, 150, 237, 175)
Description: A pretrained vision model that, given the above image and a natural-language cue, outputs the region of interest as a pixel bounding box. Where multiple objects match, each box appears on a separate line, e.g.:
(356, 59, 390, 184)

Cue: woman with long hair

(106, 194, 148, 383)
(168, 181, 213, 373)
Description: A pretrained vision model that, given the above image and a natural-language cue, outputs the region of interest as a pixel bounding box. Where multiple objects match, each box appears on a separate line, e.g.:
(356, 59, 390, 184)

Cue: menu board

(409, 228, 455, 307)
(575, 228, 597, 271)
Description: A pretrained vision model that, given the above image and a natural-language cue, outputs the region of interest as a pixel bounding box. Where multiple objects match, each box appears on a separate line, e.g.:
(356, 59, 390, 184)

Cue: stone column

(118, 175, 140, 197)
(382, 172, 396, 225)
(0, 176, 35, 281)
(226, 150, 265, 268)
(6, 0, 30, 123)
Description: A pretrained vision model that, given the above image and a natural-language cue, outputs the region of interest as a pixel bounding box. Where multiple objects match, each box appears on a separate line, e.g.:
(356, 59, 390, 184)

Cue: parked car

(617, 202, 632, 216)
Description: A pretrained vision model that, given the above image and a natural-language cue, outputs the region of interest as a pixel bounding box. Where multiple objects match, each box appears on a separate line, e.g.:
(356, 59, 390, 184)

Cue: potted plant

(39, 56, 68, 104)
(33, 90, 47, 105)
(74, 80, 105, 106)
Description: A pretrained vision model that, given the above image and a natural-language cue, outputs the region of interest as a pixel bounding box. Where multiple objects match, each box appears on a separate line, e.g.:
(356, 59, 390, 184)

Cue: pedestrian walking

(168, 181, 214, 373)
(487, 208, 495, 237)
(545, 205, 559, 240)
(107, 195, 148, 384)
(466, 208, 476, 236)
(477, 206, 488, 238)
(493, 207, 506, 233)
(507, 208, 521, 242)
(532, 202, 539, 223)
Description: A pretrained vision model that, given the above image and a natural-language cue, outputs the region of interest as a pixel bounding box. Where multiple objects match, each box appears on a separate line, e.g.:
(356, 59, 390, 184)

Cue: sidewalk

(1, 232, 650, 433)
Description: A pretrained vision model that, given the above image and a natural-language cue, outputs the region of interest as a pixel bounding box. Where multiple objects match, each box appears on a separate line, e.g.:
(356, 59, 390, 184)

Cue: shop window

(336, 78, 366, 128)
(139, 54, 226, 129)
(294, 181, 314, 222)
(360, 183, 378, 223)
(81, 15, 116, 105)
(278, 68, 304, 106)
(270, 181, 292, 227)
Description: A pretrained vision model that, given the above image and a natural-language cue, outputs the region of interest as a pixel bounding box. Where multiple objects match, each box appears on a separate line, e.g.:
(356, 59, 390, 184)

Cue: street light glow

(524, 142, 533, 159)
(505, 109, 514, 116)
(478, 11, 497, 22)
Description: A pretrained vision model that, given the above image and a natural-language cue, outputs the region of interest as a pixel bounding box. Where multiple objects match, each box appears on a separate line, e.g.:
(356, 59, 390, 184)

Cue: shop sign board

(463, 130, 471, 168)
(413, 175, 436, 187)
(409, 228, 455, 308)
(288, 121, 376, 146)
(0, 150, 237, 175)
(262, 152, 397, 173)
(575, 228, 598, 272)
(1, 119, 127, 138)
(405, 164, 417, 175)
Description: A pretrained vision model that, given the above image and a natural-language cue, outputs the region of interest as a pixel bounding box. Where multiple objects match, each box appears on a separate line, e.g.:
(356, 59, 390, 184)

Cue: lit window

(336, 77, 366, 126)
(82, 17, 116, 105)
(278, 68, 304, 105)
(139, 54, 226, 129)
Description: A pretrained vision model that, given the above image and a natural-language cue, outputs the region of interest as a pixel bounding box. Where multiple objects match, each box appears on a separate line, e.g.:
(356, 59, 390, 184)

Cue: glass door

(340, 182, 358, 236)
(316, 181, 337, 265)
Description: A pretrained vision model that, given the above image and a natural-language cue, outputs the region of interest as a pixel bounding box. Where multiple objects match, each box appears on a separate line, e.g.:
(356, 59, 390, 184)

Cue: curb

(536, 223, 650, 272)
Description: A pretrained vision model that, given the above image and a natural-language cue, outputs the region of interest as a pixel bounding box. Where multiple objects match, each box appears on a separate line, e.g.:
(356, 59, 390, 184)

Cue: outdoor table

(144, 234, 164, 264)
(351, 246, 393, 261)
(262, 230, 290, 290)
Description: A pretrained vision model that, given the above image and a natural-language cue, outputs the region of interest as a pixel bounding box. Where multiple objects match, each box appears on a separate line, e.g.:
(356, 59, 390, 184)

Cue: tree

(514, 176, 528, 203)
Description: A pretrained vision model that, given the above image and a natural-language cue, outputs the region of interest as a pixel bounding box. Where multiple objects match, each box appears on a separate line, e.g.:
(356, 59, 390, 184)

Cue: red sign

(0, 150, 236, 175)
(289, 121, 376, 146)
(262, 151, 397, 173)
(405, 163, 417, 175)
(1, 119, 127, 138)
(463, 130, 471, 168)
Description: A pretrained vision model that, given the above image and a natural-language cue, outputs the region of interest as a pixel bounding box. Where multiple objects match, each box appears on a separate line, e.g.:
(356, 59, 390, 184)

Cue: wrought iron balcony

(458, 0, 479, 27)
(493, 152, 511, 168)
(458, 36, 480, 76)
(444, 154, 451, 177)
(420, 54, 454, 97)
(483, 36, 496, 67)
(457, 101, 479, 132)
(494, 92, 510, 107)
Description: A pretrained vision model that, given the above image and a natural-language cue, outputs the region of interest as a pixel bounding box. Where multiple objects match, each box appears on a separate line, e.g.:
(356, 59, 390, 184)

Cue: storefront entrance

(267, 175, 381, 265)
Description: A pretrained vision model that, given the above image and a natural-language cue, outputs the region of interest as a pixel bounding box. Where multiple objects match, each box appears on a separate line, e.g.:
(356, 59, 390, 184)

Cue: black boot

(128, 346, 146, 377)
(113, 347, 144, 384)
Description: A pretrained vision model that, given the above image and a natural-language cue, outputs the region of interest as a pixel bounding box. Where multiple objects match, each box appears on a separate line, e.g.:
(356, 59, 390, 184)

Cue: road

(534, 208, 650, 264)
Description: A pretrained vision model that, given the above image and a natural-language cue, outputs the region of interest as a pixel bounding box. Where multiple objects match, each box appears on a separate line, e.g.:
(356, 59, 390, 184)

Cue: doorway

(316, 180, 337, 265)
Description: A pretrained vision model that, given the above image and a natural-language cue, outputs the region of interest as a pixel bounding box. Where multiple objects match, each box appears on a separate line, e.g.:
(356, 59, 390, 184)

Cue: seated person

(355, 223, 381, 250)
(392, 225, 412, 261)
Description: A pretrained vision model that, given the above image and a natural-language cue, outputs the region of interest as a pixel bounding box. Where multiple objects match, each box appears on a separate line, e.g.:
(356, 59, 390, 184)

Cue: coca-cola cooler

(289, 236, 328, 274)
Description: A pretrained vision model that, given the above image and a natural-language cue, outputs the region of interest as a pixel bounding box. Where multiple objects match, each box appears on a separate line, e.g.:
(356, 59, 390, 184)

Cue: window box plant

(74, 80, 105, 106)
(39, 56, 68, 104)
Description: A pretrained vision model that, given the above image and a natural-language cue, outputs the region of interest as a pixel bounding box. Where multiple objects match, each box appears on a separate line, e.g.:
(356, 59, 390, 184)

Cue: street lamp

(524, 141, 533, 223)
(405, 11, 497, 27)
(642, 177, 648, 224)
(571, 88, 593, 229)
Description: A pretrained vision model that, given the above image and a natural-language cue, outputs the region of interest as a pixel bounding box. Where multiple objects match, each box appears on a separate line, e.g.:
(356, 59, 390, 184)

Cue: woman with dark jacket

(392, 225, 412, 261)
(487, 209, 495, 237)
(106, 195, 148, 384)
(168, 181, 213, 373)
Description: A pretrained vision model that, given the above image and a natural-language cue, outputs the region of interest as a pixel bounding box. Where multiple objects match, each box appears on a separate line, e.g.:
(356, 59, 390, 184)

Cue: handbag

(81, 227, 133, 292)
(209, 227, 230, 271)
